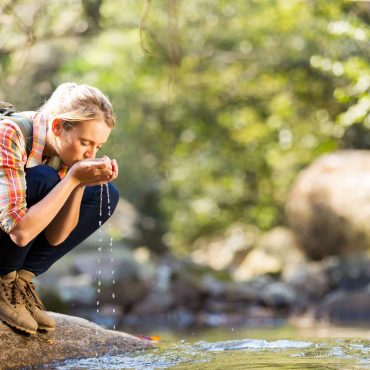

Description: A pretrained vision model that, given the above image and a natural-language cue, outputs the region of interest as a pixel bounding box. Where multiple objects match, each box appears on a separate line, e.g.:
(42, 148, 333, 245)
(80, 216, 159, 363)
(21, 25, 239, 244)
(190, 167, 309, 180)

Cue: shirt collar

(26, 112, 68, 179)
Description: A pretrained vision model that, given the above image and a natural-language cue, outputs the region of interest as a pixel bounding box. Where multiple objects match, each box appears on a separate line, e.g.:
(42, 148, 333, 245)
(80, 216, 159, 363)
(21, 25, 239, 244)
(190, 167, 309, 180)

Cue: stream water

(52, 325, 370, 369)
(68, 185, 370, 369)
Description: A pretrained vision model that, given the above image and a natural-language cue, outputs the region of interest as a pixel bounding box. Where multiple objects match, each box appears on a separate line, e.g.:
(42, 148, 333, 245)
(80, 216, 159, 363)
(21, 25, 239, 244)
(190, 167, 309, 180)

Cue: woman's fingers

(111, 159, 118, 180)
(76, 157, 117, 185)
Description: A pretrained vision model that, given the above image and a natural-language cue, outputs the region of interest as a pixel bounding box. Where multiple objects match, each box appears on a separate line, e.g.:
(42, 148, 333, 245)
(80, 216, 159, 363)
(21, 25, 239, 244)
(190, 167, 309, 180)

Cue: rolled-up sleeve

(0, 121, 28, 233)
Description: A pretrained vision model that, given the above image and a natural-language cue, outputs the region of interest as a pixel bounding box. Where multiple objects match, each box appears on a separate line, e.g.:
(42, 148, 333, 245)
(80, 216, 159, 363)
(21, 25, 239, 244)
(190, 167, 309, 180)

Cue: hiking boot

(17, 269, 56, 331)
(0, 271, 38, 334)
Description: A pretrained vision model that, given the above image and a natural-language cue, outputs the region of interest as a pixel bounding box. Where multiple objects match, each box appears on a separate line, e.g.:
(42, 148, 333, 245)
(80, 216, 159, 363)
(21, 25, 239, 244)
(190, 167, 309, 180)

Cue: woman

(0, 82, 119, 334)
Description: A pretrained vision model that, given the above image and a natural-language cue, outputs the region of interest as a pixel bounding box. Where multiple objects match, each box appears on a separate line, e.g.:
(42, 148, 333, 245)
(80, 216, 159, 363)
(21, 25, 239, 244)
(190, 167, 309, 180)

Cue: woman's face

(52, 119, 112, 167)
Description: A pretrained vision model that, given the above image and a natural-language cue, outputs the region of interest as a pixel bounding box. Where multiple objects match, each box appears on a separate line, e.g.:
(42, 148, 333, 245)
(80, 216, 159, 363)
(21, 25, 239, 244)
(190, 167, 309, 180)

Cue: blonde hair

(39, 82, 115, 129)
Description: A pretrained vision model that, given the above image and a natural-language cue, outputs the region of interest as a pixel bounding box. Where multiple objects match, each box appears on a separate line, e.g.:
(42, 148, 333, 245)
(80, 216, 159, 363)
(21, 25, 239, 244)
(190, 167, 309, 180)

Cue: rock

(287, 253, 370, 310)
(323, 253, 370, 291)
(286, 150, 370, 260)
(133, 289, 175, 315)
(258, 281, 298, 308)
(191, 224, 259, 270)
(233, 249, 282, 281)
(286, 260, 332, 302)
(0, 312, 151, 369)
(314, 289, 370, 324)
(233, 227, 305, 281)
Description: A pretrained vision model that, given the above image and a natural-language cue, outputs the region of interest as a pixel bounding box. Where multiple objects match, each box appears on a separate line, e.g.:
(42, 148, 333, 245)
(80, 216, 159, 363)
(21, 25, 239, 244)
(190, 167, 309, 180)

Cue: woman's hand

(67, 155, 117, 186)
(110, 158, 119, 182)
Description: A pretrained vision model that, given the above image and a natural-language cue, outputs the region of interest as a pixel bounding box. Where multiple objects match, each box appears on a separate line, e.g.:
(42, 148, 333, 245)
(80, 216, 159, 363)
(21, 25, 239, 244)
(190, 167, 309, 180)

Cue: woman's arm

(9, 157, 115, 247)
(43, 185, 85, 246)
(44, 157, 119, 246)
(9, 173, 80, 247)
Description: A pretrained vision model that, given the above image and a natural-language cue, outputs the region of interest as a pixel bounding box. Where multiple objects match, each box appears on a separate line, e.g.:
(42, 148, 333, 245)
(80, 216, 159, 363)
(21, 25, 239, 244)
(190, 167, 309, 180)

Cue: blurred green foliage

(0, 0, 369, 254)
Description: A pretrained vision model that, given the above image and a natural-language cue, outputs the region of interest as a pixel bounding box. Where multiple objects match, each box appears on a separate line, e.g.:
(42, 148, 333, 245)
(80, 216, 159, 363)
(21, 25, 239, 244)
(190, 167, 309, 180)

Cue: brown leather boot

(0, 271, 38, 334)
(17, 269, 56, 331)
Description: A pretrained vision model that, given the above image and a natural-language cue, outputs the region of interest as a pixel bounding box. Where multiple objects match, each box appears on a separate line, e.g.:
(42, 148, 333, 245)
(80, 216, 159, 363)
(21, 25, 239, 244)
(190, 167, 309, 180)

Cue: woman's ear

(51, 118, 63, 136)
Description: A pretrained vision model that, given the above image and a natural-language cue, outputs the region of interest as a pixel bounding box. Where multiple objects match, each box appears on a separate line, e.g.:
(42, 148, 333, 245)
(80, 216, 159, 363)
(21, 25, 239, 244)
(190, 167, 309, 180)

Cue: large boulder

(286, 150, 370, 260)
(0, 312, 151, 369)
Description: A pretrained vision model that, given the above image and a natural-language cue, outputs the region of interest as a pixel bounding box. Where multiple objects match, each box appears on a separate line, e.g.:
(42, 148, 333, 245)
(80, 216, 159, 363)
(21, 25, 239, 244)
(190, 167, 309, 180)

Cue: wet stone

(0, 312, 151, 369)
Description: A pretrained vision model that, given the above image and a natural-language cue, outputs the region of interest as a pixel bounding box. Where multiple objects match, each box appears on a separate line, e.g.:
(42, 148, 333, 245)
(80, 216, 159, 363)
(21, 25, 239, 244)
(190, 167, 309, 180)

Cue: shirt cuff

(0, 206, 28, 234)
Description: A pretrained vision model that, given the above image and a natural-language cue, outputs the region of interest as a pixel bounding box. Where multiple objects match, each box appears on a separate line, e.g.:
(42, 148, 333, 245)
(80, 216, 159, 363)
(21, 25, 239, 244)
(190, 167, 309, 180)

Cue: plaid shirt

(0, 112, 67, 233)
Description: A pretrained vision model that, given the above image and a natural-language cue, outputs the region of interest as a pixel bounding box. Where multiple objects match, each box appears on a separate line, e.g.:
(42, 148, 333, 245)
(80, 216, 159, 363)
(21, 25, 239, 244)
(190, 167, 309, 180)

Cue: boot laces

(1, 279, 22, 307)
(20, 280, 45, 310)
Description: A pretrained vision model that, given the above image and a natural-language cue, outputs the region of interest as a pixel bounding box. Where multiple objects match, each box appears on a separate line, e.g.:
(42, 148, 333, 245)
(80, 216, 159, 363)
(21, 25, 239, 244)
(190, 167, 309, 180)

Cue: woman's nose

(84, 150, 97, 159)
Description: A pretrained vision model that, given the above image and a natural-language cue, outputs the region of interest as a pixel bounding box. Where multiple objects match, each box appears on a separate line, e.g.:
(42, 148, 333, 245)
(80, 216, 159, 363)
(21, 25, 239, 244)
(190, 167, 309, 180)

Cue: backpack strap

(9, 113, 33, 155)
(0, 102, 33, 155)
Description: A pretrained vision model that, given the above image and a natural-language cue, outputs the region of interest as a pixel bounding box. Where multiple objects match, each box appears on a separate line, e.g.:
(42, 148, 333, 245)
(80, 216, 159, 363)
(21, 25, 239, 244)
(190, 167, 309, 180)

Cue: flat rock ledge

(0, 312, 152, 369)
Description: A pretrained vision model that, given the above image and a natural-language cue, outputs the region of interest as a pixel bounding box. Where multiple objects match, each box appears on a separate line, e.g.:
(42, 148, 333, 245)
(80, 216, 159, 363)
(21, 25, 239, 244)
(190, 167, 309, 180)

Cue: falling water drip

(96, 184, 116, 330)
(105, 183, 117, 330)
(99, 184, 104, 217)
(96, 185, 104, 320)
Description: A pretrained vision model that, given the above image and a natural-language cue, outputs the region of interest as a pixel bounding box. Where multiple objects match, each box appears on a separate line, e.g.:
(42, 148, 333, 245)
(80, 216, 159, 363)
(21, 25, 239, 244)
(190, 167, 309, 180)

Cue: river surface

(54, 325, 370, 369)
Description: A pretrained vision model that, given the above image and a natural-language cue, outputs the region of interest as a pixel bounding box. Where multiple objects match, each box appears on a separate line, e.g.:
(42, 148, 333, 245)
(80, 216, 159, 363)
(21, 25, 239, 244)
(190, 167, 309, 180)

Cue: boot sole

(0, 313, 37, 335)
(38, 325, 56, 331)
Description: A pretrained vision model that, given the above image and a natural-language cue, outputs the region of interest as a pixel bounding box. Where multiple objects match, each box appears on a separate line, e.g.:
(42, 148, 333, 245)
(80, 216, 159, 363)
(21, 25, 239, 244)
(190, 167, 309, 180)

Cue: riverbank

(34, 228, 370, 332)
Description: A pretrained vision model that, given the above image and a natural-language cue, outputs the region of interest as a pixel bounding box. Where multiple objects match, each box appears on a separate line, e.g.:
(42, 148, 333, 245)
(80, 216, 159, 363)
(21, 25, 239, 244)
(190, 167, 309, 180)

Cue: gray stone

(0, 312, 151, 369)
(314, 289, 370, 324)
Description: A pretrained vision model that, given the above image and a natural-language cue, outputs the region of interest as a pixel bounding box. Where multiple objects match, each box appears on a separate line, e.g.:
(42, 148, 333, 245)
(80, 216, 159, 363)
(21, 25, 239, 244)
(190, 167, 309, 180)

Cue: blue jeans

(0, 165, 119, 276)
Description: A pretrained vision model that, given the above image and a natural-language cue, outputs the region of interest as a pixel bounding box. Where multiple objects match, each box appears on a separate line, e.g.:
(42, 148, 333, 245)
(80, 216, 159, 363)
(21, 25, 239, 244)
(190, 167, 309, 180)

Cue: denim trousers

(0, 165, 119, 276)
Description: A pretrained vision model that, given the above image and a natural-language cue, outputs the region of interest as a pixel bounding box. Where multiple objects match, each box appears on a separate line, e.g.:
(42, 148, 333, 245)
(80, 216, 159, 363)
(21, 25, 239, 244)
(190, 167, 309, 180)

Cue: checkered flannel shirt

(0, 112, 67, 233)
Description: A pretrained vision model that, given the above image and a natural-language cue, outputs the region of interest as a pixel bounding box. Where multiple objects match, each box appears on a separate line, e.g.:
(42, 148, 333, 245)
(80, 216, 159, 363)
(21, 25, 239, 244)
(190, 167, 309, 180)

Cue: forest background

(1, 0, 369, 257)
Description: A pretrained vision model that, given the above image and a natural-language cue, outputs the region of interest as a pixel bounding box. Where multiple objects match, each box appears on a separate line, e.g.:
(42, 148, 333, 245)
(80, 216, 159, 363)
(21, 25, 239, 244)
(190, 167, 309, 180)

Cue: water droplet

(111, 270, 115, 275)
(113, 308, 116, 313)
(97, 301, 100, 306)
(112, 280, 115, 285)
(97, 289, 100, 293)
(98, 281, 101, 286)
(112, 293, 115, 299)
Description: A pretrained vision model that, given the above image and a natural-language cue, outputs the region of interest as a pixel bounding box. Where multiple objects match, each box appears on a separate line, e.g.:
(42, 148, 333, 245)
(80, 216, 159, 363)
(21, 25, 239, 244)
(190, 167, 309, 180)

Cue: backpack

(0, 102, 33, 154)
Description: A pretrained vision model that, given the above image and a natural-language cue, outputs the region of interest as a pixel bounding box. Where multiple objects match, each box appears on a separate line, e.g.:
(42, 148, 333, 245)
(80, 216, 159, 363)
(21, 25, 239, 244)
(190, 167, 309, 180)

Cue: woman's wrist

(65, 170, 81, 188)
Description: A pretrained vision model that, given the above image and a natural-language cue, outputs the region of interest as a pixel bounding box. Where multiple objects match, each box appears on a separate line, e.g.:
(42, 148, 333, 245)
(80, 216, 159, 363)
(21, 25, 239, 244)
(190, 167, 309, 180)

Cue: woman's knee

(26, 165, 60, 186)
(25, 165, 61, 204)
